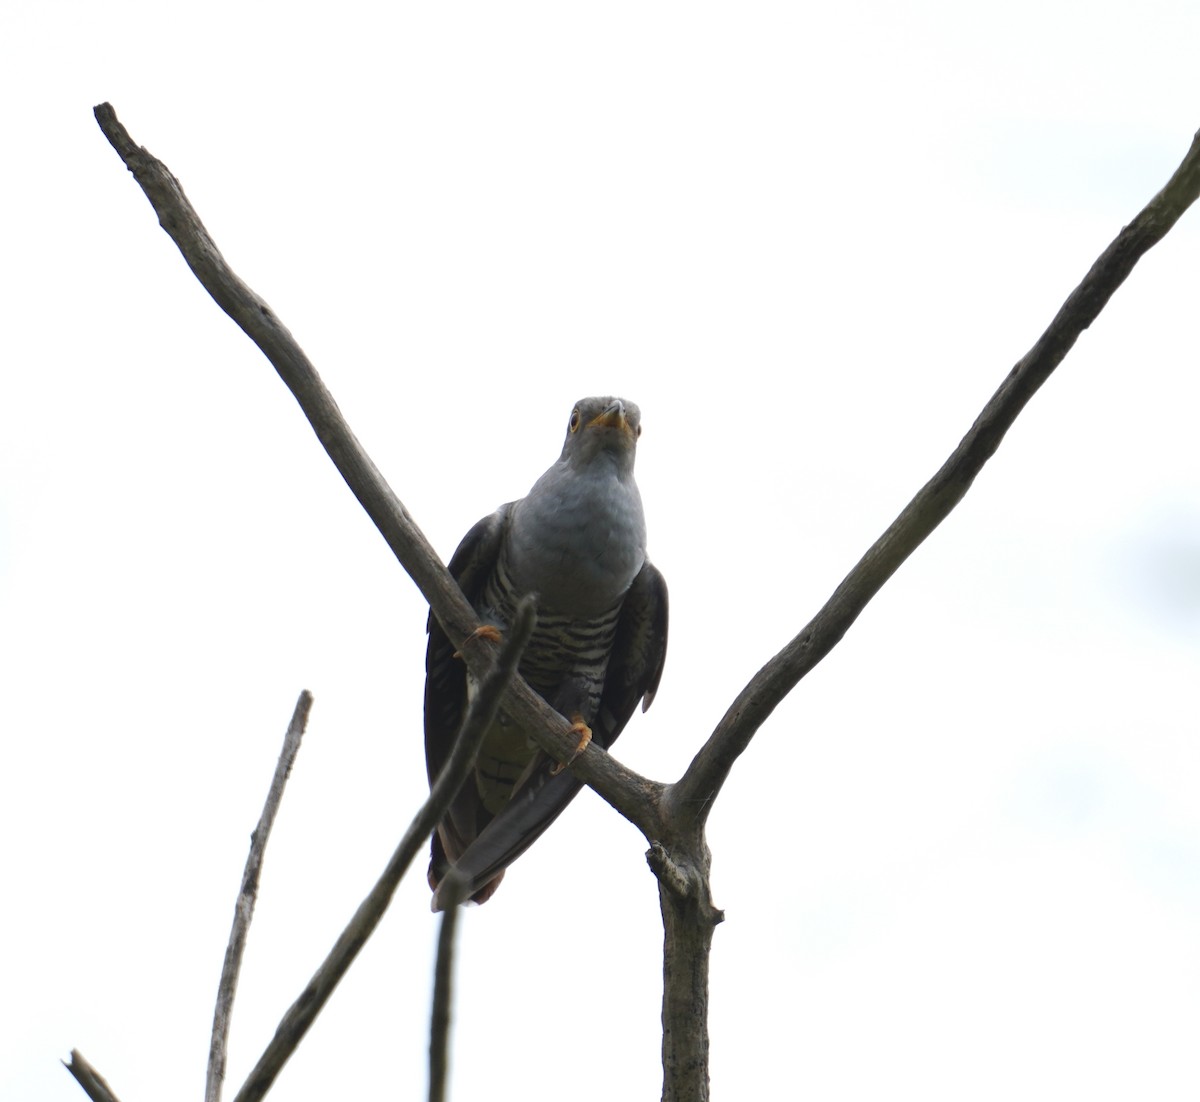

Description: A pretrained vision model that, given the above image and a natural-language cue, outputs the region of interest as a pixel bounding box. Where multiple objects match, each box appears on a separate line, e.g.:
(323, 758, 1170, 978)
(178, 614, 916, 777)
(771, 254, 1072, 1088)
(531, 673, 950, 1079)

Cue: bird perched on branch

(424, 397, 668, 909)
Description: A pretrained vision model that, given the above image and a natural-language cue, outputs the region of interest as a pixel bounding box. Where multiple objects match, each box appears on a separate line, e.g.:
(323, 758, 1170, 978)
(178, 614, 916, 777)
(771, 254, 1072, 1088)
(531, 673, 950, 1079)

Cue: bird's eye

(569, 409, 581, 433)
(636, 424, 643, 438)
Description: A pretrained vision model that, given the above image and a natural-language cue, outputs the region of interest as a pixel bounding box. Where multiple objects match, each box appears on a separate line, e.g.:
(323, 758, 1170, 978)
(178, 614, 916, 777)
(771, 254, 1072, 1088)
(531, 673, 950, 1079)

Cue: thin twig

(667, 125, 1200, 828)
(91, 101, 661, 839)
(228, 598, 536, 1102)
(428, 869, 469, 1102)
(63, 1050, 123, 1102)
(206, 691, 313, 1102)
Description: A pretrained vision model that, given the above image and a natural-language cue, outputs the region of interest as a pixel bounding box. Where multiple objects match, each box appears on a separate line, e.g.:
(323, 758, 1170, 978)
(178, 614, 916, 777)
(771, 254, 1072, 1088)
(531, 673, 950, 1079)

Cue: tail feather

(430, 760, 582, 910)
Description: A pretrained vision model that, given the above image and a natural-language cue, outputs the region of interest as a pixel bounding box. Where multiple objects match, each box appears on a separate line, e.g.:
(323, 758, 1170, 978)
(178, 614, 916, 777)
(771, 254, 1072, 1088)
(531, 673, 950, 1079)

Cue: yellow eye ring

(569, 408, 581, 433)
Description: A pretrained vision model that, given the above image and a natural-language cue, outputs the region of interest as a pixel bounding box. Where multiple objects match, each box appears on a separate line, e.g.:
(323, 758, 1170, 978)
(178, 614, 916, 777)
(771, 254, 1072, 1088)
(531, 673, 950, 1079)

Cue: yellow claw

(550, 717, 592, 775)
(453, 623, 503, 658)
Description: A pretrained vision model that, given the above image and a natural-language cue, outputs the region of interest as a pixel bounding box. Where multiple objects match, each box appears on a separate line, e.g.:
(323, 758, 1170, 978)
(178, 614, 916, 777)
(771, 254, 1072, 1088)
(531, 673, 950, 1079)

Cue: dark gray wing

(594, 557, 669, 742)
(424, 504, 513, 897)
(430, 558, 668, 909)
(424, 504, 511, 787)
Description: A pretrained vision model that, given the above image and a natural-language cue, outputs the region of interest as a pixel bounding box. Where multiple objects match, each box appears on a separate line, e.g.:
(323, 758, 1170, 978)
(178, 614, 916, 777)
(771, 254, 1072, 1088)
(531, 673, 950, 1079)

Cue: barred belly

(471, 564, 623, 814)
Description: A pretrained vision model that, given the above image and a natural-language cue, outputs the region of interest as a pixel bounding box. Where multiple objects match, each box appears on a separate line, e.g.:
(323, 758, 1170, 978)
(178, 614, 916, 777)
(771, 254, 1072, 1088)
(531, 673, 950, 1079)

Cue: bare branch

(92, 102, 662, 839)
(63, 1050, 123, 1102)
(667, 126, 1200, 827)
(206, 691, 313, 1102)
(228, 598, 535, 1102)
(93, 99, 1200, 1102)
(427, 870, 468, 1102)
(91, 104, 460, 635)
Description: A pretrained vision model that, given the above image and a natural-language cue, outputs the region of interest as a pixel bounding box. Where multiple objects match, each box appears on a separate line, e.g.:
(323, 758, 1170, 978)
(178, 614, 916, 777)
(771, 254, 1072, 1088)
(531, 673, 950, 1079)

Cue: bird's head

(558, 396, 642, 470)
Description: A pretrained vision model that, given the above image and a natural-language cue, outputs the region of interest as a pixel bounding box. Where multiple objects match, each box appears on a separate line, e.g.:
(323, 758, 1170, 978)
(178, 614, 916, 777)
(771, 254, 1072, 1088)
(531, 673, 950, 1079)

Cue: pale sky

(3, 3, 1199, 1100)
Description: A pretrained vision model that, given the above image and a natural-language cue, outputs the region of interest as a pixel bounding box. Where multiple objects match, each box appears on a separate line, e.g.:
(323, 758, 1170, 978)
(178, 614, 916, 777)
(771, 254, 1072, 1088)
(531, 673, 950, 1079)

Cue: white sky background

(2, 2, 1199, 1099)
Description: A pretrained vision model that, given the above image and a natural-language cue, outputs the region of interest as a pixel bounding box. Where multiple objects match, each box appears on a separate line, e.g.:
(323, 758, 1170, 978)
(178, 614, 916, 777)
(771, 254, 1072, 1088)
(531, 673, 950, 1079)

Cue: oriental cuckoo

(424, 397, 668, 909)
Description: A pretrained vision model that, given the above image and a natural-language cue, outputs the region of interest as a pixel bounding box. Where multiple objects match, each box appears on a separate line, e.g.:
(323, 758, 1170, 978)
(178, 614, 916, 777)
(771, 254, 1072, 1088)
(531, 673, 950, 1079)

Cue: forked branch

(90, 102, 1200, 1102)
(654, 126, 1200, 1101)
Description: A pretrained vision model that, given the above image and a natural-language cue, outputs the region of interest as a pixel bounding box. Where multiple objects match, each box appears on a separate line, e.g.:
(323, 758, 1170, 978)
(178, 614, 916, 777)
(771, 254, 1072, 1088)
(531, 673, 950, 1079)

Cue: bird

(424, 396, 668, 910)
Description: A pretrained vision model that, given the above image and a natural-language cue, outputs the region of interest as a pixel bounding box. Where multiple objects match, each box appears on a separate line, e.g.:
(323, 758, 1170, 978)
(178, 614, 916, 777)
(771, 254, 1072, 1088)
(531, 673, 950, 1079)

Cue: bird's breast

(504, 466, 646, 618)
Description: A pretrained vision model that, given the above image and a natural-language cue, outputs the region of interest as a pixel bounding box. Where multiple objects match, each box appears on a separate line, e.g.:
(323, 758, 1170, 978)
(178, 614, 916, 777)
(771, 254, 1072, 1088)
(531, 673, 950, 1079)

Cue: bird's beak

(588, 400, 629, 432)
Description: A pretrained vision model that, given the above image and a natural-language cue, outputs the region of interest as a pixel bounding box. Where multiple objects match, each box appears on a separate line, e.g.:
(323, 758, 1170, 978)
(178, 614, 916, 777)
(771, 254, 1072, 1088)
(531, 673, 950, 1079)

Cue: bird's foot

(549, 717, 592, 775)
(453, 623, 503, 658)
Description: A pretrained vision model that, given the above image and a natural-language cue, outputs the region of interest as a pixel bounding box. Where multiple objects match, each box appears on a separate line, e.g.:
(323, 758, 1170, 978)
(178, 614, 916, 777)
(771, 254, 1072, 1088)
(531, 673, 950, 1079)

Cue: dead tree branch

(206, 691, 312, 1102)
(228, 598, 536, 1102)
(667, 125, 1200, 833)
